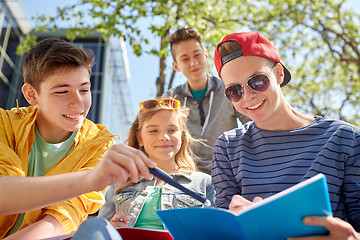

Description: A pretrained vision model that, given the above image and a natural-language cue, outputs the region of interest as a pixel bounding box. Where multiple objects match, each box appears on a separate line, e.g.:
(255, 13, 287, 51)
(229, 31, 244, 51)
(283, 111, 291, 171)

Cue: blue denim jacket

(98, 171, 215, 227)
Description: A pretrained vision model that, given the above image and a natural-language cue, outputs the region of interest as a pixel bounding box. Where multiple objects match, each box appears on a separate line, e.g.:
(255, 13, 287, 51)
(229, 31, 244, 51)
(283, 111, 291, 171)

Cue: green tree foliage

(23, 0, 360, 126)
(250, 0, 360, 126)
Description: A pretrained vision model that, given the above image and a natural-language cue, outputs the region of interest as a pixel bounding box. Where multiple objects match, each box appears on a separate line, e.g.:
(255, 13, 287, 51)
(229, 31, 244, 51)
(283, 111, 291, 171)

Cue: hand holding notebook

(156, 174, 332, 240)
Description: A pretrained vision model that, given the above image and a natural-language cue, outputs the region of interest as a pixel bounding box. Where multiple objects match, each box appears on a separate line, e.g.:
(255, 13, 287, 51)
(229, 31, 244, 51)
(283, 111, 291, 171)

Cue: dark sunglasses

(139, 98, 181, 111)
(224, 64, 276, 102)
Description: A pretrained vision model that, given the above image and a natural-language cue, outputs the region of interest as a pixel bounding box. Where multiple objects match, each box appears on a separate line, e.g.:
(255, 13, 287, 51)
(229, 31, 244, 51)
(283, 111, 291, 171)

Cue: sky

(19, 0, 360, 121)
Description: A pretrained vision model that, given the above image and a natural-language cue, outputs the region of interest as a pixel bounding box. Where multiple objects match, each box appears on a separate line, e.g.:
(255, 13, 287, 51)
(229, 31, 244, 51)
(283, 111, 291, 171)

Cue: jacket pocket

(174, 194, 203, 208)
(114, 192, 133, 213)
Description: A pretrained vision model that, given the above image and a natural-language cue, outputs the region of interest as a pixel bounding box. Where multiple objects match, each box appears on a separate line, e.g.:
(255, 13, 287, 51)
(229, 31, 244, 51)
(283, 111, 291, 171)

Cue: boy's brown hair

(23, 37, 95, 92)
(217, 40, 242, 58)
(169, 28, 204, 60)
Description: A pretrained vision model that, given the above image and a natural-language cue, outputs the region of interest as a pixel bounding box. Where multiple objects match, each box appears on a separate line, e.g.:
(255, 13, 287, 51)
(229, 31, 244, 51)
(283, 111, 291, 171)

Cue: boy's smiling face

(221, 56, 282, 127)
(172, 39, 208, 87)
(23, 66, 91, 143)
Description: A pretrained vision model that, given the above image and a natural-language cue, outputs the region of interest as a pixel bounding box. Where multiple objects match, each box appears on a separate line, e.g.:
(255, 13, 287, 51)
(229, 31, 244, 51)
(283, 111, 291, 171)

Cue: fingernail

(303, 217, 312, 224)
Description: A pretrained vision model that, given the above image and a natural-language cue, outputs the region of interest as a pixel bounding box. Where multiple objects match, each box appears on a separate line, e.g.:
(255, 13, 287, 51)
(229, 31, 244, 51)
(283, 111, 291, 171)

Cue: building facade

(0, 0, 133, 139)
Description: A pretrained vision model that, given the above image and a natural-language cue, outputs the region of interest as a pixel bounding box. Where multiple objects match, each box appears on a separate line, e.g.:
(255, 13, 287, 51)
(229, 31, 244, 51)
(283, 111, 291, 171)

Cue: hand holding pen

(110, 211, 133, 228)
(110, 167, 211, 229)
(149, 167, 211, 208)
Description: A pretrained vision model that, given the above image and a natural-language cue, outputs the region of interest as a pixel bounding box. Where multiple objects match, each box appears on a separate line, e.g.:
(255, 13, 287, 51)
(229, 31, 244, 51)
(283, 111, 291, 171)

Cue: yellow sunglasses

(139, 98, 181, 111)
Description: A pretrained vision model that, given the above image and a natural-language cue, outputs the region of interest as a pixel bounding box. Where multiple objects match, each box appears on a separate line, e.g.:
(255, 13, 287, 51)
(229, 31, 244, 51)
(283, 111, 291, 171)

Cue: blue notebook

(156, 173, 332, 240)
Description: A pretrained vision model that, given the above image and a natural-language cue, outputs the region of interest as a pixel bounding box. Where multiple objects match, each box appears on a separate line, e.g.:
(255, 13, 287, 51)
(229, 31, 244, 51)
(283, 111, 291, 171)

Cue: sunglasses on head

(139, 98, 181, 111)
(224, 64, 276, 102)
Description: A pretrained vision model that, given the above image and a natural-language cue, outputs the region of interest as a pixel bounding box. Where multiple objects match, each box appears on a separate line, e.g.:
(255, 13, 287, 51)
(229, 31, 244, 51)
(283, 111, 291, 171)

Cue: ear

(22, 83, 38, 106)
(136, 131, 144, 147)
(172, 61, 181, 72)
(274, 63, 284, 85)
(204, 49, 209, 60)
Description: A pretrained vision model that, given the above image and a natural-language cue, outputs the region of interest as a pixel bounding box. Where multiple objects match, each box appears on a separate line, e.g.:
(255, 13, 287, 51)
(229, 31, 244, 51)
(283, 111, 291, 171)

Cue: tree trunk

(156, 28, 170, 97)
(168, 69, 176, 90)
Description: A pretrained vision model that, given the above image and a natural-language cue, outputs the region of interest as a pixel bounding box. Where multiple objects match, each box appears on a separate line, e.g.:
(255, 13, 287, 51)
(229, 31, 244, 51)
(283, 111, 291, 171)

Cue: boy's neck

(257, 100, 315, 131)
(36, 121, 73, 144)
(187, 74, 208, 91)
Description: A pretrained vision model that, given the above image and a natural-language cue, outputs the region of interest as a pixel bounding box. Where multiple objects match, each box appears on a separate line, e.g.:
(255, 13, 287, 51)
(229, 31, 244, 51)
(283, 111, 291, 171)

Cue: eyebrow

(50, 81, 91, 90)
(178, 49, 202, 59)
(145, 125, 159, 128)
(227, 66, 271, 87)
(145, 124, 178, 128)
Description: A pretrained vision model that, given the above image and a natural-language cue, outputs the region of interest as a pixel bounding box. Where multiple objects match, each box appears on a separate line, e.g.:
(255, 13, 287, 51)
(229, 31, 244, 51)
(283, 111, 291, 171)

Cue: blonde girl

(98, 98, 215, 230)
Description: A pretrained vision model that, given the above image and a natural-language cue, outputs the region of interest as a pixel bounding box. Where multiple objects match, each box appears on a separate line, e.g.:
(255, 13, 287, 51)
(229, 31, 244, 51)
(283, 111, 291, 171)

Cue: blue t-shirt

(190, 87, 207, 100)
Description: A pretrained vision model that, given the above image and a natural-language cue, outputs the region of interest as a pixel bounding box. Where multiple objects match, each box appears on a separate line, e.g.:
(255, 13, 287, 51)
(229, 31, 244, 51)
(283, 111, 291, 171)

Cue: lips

(247, 100, 264, 110)
(156, 145, 173, 148)
(191, 68, 201, 73)
(63, 113, 83, 119)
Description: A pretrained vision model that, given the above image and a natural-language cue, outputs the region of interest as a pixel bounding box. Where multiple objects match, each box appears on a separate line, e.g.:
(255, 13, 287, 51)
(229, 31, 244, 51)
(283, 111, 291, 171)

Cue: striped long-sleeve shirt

(212, 116, 360, 231)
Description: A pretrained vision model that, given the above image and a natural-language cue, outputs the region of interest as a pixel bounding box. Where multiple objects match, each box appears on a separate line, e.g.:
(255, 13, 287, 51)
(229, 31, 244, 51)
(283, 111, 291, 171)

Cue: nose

(242, 85, 256, 101)
(189, 58, 198, 67)
(69, 92, 84, 108)
(159, 131, 170, 141)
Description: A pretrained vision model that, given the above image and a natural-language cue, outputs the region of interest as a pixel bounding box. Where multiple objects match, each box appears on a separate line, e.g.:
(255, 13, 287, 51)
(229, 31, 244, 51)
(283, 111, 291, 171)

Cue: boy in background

(0, 38, 155, 239)
(163, 28, 250, 175)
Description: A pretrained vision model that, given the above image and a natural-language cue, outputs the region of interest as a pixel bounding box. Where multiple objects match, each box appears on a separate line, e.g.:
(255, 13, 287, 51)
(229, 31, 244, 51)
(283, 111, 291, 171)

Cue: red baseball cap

(214, 32, 291, 87)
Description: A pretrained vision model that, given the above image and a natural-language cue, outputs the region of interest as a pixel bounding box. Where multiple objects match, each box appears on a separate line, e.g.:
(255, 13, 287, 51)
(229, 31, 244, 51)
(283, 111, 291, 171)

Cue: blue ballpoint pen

(149, 167, 211, 208)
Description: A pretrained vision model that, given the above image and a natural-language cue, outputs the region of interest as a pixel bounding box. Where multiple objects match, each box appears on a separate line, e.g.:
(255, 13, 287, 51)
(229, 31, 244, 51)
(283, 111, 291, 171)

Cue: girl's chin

(149, 155, 176, 162)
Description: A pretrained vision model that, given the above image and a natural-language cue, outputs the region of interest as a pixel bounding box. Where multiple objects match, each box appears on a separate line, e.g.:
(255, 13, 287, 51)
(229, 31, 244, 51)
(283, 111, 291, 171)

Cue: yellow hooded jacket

(0, 106, 115, 238)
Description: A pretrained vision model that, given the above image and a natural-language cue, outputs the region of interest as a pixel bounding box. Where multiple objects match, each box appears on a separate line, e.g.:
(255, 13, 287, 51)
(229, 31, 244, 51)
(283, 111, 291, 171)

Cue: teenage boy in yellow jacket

(0, 38, 155, 240)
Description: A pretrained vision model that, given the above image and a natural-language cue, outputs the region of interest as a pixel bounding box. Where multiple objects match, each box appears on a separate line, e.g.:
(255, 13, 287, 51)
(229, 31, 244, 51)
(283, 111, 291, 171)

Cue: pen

(115, 217, 133, 227)
(149, 167, 211, 208)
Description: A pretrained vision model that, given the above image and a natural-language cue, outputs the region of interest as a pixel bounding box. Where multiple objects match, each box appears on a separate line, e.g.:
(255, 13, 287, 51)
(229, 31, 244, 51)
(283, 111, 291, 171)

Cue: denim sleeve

(205, 178, 216, 207)
(97, 185, 116, 221)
